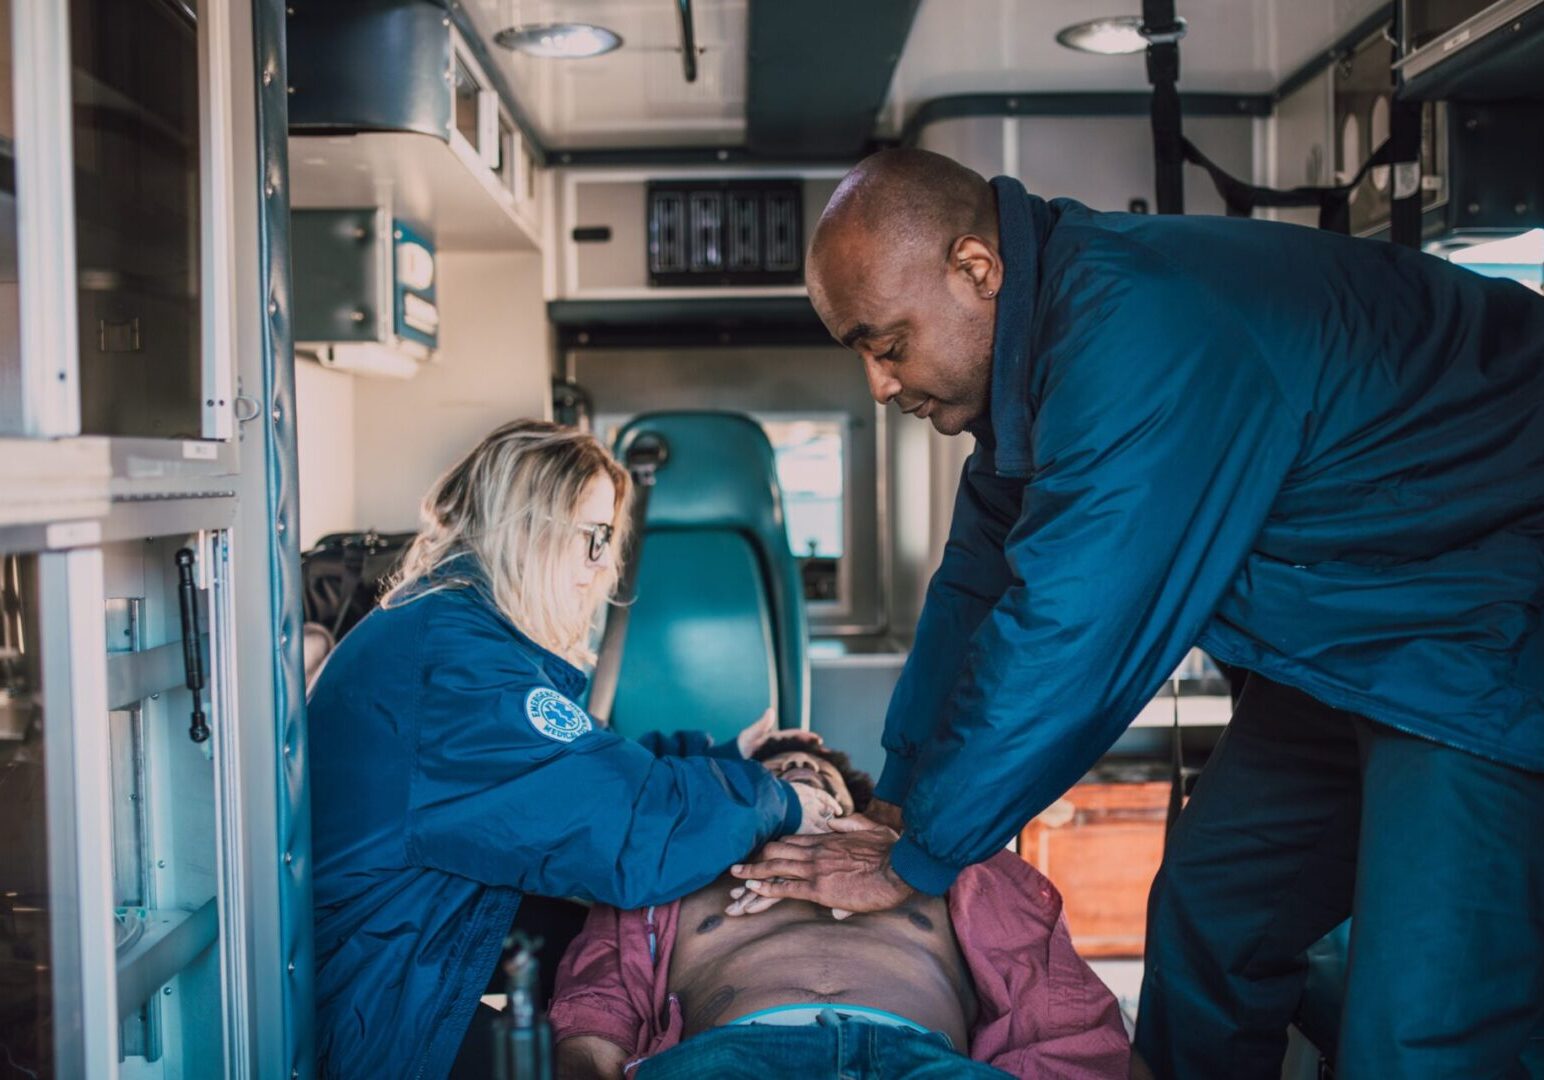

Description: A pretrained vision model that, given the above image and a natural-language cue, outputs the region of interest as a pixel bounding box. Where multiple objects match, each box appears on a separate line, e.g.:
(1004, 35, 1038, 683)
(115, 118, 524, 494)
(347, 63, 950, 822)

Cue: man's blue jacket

(881, 177, 1544, 896)
(309, 570, 800, 1079)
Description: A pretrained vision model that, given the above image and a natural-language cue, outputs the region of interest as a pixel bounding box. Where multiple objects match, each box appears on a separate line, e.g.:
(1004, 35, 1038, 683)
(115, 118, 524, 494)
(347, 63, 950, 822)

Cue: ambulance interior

(0, 0, 1540, 1075)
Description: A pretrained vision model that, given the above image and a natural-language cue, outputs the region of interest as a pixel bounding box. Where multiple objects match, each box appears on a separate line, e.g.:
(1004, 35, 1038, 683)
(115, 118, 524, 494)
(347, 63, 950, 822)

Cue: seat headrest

(615, 412, 786, 537)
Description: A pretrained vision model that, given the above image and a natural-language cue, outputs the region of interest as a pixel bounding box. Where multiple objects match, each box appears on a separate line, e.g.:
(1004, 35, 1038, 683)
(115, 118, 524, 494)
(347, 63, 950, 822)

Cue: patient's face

(761, 749, 855, 816)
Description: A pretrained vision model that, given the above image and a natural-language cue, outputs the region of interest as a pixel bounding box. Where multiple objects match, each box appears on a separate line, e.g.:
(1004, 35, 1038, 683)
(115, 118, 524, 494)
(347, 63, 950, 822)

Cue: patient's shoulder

(951, 850, 1065, 927)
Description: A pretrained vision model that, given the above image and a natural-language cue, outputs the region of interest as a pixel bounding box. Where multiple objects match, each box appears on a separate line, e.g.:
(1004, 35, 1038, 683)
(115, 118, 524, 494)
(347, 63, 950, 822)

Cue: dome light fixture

(494, 22, 623, 59)
(1055, 15, 1186, 55)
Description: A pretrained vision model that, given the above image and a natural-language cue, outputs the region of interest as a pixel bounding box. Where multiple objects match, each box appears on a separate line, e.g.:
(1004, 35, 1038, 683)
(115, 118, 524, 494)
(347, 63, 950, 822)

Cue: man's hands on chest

(726, 817, 915, 919)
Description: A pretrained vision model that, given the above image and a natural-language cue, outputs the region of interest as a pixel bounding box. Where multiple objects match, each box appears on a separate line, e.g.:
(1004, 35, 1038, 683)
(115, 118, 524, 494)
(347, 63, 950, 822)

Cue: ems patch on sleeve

(524, 687, 593, 743)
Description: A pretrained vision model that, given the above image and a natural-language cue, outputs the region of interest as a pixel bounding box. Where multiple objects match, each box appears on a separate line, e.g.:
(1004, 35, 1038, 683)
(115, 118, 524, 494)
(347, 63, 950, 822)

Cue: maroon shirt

(550, 851, 1131, 1078)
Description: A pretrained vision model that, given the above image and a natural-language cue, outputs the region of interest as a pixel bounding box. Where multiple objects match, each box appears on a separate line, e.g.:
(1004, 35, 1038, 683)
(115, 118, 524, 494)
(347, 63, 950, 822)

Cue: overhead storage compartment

(286, 0, 541, 252)
(292, 209, 440, 378)
(1397, 0, 1544, 100)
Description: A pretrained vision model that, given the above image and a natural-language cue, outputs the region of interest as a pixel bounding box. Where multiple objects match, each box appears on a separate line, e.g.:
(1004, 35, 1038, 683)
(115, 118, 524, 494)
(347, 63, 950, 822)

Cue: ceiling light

(494, 22, 623, 59)
(1055, 15, 1185, 55)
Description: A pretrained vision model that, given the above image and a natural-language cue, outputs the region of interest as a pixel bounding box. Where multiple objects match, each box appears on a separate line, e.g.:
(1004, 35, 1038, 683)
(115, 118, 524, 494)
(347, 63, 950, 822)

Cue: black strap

(587, 435, 670, 726)
(1388, 99, 1423, 248)
(1181, 135, 1395, 235)
(1143, 0, 1186, 215)
(1387, 2, 1423, 249)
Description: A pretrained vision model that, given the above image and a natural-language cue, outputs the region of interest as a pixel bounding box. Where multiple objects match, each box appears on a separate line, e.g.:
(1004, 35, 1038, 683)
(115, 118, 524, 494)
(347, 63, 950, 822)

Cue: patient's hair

(753, 737, 875, 813)
(381, 419, 630, 666)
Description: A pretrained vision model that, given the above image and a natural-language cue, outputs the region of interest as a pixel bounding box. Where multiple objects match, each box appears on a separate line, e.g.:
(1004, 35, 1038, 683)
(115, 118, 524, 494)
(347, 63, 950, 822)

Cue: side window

(755, 415, 847, 606)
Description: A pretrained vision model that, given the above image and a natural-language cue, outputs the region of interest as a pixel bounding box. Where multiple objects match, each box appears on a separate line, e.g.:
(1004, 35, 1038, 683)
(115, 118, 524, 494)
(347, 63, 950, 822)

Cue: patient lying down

(549, 738, 1131, 1079)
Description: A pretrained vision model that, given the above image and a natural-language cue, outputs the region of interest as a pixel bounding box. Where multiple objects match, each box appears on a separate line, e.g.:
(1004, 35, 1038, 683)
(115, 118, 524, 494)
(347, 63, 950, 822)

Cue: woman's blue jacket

(309, 576, 799, 1078)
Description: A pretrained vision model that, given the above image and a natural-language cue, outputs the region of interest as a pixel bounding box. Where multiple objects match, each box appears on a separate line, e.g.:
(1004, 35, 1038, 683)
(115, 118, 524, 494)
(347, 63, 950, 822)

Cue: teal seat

(610, 412, 809, 745)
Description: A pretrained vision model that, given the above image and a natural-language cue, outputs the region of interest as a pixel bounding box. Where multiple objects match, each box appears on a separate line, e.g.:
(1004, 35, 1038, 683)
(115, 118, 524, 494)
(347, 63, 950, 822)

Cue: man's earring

(984, 289, 996, 298)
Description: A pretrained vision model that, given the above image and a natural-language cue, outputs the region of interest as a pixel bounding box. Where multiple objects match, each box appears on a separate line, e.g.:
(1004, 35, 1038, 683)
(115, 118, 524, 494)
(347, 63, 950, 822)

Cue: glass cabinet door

(71, 0, 203, 439)
(2, 0, 272, 1069)
(0, 0, 24, 435)
(104, 534, 226, 1075)
(0, 554, 51, 1078)
(0, 547, 119, 1078)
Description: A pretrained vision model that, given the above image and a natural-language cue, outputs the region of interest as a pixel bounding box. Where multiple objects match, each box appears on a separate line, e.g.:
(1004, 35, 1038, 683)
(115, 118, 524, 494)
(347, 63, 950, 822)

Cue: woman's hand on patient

(725, 784, 841, 916)
(735, 708, 823, 759)
(792, 782, 843, 834)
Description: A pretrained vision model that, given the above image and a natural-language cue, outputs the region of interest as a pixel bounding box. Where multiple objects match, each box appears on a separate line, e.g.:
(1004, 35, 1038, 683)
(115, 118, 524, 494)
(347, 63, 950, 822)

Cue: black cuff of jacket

(778, 779, 803, 835)
(704, 739, 744, 761)
(889, 834, 964, 896)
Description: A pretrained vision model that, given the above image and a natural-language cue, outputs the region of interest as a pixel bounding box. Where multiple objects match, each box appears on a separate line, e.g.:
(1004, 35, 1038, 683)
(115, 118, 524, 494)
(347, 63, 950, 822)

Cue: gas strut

(174, 549, 209, 744)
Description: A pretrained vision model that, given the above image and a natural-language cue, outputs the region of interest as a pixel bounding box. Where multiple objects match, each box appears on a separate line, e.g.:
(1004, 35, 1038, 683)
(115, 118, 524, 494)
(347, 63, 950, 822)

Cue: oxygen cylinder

(491, 933, 554, 1080)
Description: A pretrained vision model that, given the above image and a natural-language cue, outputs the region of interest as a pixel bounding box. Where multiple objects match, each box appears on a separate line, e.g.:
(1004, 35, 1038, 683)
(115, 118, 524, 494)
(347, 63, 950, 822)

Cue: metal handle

(174, 549, 209, 744)
(676, 0, 698, 83)
(625, 431, 670, 485)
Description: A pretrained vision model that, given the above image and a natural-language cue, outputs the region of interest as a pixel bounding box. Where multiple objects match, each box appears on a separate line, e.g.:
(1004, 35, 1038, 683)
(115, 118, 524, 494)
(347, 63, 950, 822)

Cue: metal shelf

(115, 899, 219, 1022)
(106, 635, 206, 712)
(290, 131, 540, 253)
(100, 495, 236, 545)
(0, 437, 112, 530)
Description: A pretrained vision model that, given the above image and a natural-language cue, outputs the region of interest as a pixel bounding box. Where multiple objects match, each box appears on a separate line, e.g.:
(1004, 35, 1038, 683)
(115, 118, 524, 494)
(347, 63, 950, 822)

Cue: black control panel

(647, 180, 804, 287)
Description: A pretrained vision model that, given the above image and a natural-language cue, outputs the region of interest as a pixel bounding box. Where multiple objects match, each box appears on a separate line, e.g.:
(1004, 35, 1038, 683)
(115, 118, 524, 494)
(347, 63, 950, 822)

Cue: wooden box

(1018, 781, 1170, 958)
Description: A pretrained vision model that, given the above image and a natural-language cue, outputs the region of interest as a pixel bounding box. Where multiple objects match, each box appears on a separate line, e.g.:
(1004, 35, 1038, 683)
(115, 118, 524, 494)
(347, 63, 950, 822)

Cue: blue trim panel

(254, 0, 316, 1073)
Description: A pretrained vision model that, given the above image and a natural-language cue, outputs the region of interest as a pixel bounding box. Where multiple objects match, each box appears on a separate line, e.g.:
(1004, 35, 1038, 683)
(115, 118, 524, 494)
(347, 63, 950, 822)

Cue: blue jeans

(633, 1013, 1010, 1079)
(1137, 674, 1544, 1079)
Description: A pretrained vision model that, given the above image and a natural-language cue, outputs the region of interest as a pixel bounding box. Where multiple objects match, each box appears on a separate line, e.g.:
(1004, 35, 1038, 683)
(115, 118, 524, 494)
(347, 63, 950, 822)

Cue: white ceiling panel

(881, 0, 1391, 135)
(457, 0, 1393, 150)
(459, 0, 747, 148)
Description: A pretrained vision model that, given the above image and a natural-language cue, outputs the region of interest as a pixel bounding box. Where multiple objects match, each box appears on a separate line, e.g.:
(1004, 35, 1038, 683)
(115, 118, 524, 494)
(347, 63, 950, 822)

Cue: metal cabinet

(0, 0, 306, 1075)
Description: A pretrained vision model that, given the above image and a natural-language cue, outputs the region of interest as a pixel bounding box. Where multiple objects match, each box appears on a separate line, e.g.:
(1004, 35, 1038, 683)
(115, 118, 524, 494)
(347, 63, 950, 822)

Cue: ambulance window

(756, 416, 846, 560)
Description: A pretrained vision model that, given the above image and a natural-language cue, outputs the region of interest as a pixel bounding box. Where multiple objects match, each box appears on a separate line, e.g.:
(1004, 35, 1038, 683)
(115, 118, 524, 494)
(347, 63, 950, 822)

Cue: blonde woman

(308, 420, 839, 1080)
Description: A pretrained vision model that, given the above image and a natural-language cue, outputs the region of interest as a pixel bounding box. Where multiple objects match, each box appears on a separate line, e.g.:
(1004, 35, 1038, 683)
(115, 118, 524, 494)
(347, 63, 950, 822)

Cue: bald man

(731, 148, 1544, 1079)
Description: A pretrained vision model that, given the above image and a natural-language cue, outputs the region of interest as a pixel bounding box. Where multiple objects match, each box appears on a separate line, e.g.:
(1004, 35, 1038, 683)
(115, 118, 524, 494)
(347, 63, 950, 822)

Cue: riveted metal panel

(252, 0, 314, 1074)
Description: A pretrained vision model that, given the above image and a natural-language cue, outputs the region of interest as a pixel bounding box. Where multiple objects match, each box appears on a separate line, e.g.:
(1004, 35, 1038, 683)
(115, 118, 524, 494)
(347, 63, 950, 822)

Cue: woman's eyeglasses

(576, 522, 614, 563)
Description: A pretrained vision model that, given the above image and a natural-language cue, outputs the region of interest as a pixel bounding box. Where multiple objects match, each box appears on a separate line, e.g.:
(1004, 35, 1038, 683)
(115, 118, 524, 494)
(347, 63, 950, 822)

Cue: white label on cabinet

(46, 520, 101, 549)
